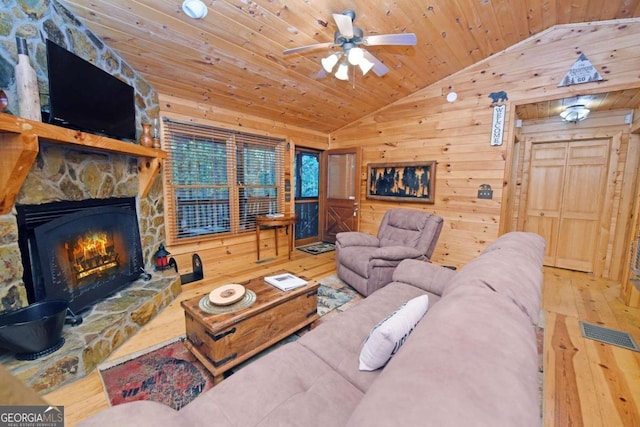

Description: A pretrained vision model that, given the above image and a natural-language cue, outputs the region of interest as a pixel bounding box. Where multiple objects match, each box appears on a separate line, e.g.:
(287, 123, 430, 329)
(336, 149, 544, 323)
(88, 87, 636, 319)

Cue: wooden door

(294, 148, 321, 246)
(322, 148, 361, 242)
(524, 139, 610, 272)
(524, 142, 565, 266)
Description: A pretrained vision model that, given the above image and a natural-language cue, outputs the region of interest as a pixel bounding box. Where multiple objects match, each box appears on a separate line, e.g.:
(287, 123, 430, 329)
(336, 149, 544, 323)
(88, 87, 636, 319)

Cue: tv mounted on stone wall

(43, 39, 137, 141)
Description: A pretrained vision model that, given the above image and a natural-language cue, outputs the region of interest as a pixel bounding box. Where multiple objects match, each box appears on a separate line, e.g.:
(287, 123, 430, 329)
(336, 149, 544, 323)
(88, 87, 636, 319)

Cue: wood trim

(0, 112, 166, 213)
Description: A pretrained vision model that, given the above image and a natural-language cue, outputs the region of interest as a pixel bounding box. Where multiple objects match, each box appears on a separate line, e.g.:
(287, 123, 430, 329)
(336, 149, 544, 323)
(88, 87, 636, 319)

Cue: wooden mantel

(0, 112, 166, 214)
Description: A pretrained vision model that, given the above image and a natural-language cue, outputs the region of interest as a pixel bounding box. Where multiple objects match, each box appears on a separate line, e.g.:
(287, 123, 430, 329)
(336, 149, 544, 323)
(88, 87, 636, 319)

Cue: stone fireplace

(0, 143, 181, 394)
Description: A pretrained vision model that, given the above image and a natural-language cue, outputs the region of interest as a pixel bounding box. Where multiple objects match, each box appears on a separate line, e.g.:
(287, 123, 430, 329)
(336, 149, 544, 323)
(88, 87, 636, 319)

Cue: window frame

(162, 118, 286, 246)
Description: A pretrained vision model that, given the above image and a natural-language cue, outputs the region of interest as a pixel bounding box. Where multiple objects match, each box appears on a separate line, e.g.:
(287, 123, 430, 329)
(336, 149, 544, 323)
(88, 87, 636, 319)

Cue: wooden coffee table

(181, 272, 319, 383)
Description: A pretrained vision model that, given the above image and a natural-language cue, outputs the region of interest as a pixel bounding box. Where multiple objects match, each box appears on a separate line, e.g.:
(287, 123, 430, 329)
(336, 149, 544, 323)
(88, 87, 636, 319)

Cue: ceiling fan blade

(283, 42, 333, 55)
(315, 68, 327, 79)
(332, 13, 354, 38)
(363, 33, 417, 46)
(362, 50, 389, 77)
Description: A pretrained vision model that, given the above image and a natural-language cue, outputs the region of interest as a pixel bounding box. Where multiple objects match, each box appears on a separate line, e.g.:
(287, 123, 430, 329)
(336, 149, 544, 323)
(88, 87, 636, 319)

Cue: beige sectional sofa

(80, 231, 545, 427)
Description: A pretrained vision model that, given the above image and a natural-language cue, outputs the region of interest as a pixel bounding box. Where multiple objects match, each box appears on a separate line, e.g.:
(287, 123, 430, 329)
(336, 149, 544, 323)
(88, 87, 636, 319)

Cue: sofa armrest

(370, 246, 423, 261)
(336, 232, 380, 248)
(391, 259, 457, 296)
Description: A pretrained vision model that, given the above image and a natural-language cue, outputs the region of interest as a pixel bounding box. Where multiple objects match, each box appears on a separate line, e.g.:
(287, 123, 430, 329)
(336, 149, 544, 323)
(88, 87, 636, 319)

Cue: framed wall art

(366, 161, 436, 203)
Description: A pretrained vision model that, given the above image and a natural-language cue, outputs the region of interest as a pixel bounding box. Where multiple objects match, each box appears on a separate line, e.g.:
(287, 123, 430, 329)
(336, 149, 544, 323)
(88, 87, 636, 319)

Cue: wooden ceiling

(59, 0, 640, 133)
(516, 88, 640, 121)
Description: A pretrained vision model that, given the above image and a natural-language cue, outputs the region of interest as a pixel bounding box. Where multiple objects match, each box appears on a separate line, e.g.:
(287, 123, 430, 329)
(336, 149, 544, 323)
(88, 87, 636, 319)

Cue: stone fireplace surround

(0, 142, 181, 394)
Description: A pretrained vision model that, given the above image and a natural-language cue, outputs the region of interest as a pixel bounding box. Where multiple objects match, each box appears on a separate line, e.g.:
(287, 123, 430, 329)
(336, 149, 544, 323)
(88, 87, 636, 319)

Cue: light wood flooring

(42, 250, 640, 426)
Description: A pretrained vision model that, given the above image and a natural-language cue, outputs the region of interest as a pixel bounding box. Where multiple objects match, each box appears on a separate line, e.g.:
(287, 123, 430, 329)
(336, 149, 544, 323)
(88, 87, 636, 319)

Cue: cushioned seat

(335, 208, 443, 296)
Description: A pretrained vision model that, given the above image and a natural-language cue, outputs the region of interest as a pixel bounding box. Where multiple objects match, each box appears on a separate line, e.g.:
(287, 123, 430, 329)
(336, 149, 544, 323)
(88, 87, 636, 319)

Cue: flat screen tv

(44, 39, 136, 141)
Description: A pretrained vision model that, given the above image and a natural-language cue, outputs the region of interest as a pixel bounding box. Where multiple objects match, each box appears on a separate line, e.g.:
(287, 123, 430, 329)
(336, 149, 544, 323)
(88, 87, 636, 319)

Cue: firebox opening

(16, 197, 144, 316)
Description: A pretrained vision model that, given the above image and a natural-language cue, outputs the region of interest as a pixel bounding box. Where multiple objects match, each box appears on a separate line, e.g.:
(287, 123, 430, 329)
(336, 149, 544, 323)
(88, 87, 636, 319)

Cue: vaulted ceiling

(60, 0, 640, 133)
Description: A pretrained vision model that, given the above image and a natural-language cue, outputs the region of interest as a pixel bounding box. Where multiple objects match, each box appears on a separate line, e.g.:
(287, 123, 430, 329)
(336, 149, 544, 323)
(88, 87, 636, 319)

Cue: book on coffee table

(264, 273, 308, 291)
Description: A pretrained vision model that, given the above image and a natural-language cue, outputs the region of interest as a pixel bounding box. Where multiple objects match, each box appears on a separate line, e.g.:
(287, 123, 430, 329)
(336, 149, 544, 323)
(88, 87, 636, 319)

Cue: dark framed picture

(366, 161, 436, 203)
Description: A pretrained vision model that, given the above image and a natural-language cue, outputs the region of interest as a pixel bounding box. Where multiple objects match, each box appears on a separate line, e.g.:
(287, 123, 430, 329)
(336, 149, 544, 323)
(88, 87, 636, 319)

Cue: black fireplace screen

(16, 197, 144, 313)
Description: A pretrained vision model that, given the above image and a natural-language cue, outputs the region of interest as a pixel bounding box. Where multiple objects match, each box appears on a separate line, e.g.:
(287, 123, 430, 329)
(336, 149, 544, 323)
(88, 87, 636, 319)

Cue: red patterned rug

(98, 338, 214, 410)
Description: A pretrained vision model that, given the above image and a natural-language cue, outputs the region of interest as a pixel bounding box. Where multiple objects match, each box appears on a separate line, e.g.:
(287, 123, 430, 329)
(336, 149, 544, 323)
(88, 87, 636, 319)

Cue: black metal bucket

(0, 300, 68, 360)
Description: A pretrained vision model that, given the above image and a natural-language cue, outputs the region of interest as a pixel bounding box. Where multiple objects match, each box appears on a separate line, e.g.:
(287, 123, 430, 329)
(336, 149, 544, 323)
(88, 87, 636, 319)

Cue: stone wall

(0, 0, 164, 314)
(0, 0, 158, 127)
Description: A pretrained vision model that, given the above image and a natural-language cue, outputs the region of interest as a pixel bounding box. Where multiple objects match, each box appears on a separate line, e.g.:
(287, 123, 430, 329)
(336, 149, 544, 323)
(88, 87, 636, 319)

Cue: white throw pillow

(359, 295, 429, 371)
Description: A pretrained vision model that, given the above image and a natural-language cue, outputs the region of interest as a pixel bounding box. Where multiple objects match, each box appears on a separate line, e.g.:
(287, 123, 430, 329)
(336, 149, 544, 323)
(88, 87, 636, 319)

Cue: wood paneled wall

(331, 20, 640, 272)
(158, 94, 329, 275)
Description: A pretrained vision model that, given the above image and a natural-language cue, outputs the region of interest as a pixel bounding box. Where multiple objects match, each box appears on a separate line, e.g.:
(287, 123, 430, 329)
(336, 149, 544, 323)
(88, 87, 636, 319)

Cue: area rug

(297, 242, 336, 255)
(98, 276, 356, 410)
(98, 337, 214, 410)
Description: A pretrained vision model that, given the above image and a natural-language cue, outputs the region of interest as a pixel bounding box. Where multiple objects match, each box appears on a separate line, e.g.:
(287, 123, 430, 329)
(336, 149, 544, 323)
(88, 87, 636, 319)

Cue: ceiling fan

(283, 10, 417, 80)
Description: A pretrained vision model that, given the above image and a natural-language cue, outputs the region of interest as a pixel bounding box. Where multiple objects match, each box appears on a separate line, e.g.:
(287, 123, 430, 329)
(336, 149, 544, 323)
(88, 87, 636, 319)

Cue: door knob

(540, 212, 545, 216)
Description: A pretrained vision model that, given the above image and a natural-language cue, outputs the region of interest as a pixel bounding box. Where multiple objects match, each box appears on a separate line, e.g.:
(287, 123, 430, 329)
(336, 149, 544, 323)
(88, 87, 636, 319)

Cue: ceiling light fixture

(358, 57, 374, 75)
(347, 47, 364, 65)
(334, 60, 350, 81)
(560, 104, 590, 122)
(322, 48, 373, 80)
(321, 53, 340, 73)
(182, 0, 208, 19)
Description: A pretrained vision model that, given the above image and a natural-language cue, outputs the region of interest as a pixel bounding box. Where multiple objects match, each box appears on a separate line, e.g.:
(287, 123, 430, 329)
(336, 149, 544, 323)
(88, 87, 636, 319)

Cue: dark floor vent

(580, 322, 639, 352)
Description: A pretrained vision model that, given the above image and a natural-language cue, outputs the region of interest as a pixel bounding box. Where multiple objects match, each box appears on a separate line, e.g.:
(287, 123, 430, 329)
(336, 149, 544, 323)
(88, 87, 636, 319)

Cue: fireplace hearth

(16, 197, 145, 321)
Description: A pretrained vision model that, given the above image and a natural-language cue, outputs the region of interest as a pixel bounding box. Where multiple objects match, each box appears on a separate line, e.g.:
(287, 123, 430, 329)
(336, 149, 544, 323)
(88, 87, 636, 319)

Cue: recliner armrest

(335, 232, 380, 248)
(370, 246, 423, 261)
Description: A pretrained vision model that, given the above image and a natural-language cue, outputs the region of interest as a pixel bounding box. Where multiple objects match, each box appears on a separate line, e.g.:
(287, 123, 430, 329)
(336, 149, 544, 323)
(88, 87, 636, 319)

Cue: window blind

(162, 118, 285, 244)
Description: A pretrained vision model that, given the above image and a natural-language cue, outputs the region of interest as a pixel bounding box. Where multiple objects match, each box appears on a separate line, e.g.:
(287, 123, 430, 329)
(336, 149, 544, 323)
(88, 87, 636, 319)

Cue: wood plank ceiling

(59, 0, 640, 133)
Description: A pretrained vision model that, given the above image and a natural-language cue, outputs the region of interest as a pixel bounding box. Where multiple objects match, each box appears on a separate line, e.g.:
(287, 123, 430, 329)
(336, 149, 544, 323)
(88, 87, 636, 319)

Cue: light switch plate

(478, 189, 493, 199)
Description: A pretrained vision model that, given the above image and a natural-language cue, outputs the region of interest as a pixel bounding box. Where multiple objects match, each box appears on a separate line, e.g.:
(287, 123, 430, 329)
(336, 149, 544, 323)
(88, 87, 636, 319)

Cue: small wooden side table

(256, 214, 298, 260)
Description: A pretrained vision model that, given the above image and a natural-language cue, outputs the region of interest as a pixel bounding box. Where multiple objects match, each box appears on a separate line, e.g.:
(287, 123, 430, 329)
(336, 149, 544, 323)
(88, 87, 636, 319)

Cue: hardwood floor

(542, 267, 640, 426)
(41, 251, 640, 426)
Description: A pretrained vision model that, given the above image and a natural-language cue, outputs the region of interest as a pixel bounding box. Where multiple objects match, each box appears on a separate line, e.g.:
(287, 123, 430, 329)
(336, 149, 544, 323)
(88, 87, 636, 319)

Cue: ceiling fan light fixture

(560, 104, 590, 122)
(321, 53, 340, 72)
(347, 47, 364, 65)
(358, 57, 374, 75)
(334, 61, 350, 80)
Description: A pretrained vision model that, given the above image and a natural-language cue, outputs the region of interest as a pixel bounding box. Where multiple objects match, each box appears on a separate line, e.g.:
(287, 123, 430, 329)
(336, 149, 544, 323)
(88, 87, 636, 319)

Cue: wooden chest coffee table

(181, 273, 319, 383)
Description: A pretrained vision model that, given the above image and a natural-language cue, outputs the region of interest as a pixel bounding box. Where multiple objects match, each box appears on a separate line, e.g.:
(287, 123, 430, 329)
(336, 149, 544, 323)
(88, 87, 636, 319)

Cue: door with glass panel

(323, 148, 361, 243)
(294, 148, 321, 246)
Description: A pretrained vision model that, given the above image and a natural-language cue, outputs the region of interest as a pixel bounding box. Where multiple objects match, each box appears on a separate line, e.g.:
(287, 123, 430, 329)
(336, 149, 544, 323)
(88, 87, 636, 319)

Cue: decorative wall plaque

(490, 104, 506, 146)
(558, 54, 603, 87)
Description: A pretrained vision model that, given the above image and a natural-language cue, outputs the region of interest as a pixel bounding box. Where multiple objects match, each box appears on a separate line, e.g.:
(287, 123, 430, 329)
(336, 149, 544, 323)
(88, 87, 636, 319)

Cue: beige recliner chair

(335, 208, 443, 296)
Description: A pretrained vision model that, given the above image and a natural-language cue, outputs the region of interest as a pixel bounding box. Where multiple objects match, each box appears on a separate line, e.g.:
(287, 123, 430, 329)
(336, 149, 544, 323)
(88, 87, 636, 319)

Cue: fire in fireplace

(67, 229, 119, 284)
(16, 197, 145, 318)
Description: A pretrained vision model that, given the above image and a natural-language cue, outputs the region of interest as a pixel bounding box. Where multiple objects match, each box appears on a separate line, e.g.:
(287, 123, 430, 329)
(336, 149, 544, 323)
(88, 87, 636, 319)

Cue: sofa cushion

(297, 282, 437, 392)
(359, 295, 429, 371)
(347, 284, 541, 427)
(443, 232, 545, 325)
(78, 401, 186, 427)
(181, 342, 363, 427)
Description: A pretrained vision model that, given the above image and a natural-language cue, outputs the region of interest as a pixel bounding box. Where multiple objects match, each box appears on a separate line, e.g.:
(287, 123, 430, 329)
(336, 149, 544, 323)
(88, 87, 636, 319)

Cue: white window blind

(162, 118, 285, 244)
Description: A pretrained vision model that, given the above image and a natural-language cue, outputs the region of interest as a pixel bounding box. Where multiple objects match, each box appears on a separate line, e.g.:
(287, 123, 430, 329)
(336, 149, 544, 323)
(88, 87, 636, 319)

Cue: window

(162, 118, 285, 244)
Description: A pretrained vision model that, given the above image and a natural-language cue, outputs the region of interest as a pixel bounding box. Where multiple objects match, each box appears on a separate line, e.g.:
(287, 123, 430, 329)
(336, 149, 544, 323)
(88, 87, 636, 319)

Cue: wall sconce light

(560, 104, 590, 122)
(182, 0, 208, 19)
